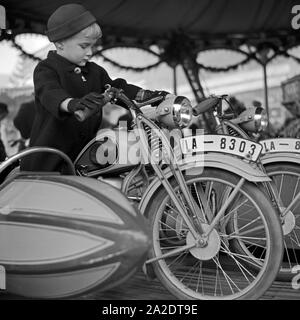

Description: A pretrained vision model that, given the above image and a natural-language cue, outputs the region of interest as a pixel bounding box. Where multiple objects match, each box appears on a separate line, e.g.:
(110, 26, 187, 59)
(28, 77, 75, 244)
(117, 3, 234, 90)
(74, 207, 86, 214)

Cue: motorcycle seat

(192, 97, 220, 116)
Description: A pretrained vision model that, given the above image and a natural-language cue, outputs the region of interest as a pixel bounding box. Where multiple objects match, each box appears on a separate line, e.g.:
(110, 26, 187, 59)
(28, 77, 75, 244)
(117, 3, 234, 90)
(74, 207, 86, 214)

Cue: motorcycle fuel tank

(74, 128, 142, 176)
(0, 174, 150, 298)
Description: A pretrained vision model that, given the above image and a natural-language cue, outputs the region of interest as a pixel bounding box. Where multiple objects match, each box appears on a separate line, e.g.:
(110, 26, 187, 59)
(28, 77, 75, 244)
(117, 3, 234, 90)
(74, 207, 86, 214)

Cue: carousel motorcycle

(74, 85, 283, 300)
(192, 95, 300, 281)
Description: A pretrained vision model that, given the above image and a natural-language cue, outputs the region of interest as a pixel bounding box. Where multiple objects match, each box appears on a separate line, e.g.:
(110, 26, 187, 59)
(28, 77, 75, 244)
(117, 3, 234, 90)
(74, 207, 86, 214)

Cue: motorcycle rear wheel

(145, 168, 283, 300)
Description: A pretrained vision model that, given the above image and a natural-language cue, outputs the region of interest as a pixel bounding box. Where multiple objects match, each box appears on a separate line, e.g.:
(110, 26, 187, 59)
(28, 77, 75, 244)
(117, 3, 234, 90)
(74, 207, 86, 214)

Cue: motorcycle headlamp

(238, 106, 268, 133)
(254, 107, 268, 132)
(155, 95, 193, 129)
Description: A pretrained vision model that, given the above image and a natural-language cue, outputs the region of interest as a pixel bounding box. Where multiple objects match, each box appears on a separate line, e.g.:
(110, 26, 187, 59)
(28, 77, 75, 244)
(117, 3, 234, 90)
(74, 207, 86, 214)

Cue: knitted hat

(46, 4, 97, 42)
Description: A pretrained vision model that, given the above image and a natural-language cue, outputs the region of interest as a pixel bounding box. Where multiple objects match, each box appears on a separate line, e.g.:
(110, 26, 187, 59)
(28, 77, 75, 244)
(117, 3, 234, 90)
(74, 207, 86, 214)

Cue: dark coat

(20, 51, 141, 172)
(13, 100, 36, 139)
(0, 102, 8, 161)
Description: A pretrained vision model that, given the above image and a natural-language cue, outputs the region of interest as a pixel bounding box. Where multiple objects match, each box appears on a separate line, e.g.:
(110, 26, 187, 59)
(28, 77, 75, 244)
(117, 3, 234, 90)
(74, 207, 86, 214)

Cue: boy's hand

(82, 92, 106, 110)
(67, 99, 86, 113)
(67, 92, 106, 114)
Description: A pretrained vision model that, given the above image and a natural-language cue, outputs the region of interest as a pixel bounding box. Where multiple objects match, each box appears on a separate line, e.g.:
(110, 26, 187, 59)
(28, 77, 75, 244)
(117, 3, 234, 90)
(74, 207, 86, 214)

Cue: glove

(67, 92, 106, 114)
(135, 89, 169, 106)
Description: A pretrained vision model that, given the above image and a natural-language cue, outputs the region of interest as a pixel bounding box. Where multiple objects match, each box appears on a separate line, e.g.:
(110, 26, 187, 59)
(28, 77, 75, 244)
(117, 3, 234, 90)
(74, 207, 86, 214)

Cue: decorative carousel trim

(7, 35, 300, 73)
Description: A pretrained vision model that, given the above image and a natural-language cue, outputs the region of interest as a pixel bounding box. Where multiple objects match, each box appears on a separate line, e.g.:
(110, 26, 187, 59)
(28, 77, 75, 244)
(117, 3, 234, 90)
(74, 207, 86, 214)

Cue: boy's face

(57, 30, 98, 66)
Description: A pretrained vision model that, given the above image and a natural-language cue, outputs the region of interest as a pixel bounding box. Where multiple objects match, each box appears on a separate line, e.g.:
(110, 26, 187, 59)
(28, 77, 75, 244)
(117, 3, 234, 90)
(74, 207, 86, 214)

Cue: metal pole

(262, 62, 270, 129)
(173, 65, 177, 95)
(257, 47, 270, 134)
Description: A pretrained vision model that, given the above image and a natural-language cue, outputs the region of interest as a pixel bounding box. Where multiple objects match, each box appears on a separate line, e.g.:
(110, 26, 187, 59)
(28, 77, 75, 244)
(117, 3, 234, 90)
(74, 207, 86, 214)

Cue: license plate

(260, 138, 300, 154)
(180, 134, 262, 161)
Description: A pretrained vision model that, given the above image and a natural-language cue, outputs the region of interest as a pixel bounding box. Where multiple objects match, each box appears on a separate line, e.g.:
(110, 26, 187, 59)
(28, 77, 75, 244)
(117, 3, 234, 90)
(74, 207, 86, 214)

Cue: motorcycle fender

(261, 152, 300, 166)
(139, 153, 271, 215)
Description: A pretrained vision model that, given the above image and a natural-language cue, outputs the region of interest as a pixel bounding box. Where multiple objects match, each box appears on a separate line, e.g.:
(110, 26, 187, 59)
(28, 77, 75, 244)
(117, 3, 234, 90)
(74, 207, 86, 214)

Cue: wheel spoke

(285, 234, 300, 266)
(196, 261, 205, 295)
(219, 248, 264, 267)
(288, 229, 300, 247)
(241, 239, 267, 249)
(192, 182, 211, 223)
(212, 256, 240, 293)
(278, 173, 284, 200)
(166, 250, 189, 269)
(147, 242, 196, 264)
(292, 176, 300, 201)
(179, 260, 202, 285)
(283, 240, 293, 269)
(227, 216, 263, 237)
(220, 239, 256, 282)
(225, 234, 267, 242)
(220, 197, 251, 226)
(159, 219, 181, 233)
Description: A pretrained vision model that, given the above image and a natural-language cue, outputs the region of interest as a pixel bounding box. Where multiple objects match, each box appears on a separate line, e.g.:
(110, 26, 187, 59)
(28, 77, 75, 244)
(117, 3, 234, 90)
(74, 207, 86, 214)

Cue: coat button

(74, 67, 81, 74)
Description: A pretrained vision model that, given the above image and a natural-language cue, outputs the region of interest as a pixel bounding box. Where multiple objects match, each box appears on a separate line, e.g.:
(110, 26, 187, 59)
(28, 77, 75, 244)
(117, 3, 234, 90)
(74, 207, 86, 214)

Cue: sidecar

(0, 148, 150, 299)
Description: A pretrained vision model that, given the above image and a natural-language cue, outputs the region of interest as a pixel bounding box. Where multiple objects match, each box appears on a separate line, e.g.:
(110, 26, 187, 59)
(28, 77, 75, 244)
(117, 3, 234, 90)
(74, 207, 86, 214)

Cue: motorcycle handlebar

(192, 97, 220, 116)
(74, 87, 163, 121)
(135, 96, 163, 108)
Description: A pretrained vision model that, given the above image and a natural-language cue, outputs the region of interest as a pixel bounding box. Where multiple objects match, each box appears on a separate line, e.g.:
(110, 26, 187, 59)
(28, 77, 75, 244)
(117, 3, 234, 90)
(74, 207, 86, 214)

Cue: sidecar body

(0, 172, 150, 299)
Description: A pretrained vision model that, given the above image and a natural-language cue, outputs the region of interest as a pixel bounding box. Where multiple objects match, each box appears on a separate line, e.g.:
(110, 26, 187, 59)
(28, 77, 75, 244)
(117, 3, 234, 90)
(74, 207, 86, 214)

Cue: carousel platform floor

(1, 269, 299, 300)
(78, 269, 299, 300)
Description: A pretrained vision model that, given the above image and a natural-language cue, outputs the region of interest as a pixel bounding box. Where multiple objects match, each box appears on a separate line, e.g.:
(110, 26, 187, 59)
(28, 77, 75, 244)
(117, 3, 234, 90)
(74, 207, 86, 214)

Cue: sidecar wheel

(145, 168, 283, 300)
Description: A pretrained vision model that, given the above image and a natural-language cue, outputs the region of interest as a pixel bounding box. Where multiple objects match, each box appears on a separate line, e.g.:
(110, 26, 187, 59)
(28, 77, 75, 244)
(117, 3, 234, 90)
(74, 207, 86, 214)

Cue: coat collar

(47, 51, 89, 74)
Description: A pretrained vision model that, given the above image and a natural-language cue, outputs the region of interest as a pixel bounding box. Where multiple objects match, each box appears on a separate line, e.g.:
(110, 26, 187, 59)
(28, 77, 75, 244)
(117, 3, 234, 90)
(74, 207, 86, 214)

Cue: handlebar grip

(74, 109, 88, 122)
(192, 97, 220, 116)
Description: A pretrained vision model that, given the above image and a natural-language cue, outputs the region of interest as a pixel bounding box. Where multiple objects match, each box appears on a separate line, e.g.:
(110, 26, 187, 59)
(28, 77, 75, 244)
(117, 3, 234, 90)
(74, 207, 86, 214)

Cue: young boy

(21, 3, 166, 172)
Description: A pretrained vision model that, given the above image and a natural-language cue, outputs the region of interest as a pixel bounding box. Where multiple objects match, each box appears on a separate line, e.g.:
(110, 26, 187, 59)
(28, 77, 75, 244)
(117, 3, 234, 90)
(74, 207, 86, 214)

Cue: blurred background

(1, 34, 300, 156)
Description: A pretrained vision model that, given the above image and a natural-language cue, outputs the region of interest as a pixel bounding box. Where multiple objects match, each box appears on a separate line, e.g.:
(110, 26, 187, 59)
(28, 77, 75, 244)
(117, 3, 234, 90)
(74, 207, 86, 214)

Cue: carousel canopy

(2, 0, 300, 52)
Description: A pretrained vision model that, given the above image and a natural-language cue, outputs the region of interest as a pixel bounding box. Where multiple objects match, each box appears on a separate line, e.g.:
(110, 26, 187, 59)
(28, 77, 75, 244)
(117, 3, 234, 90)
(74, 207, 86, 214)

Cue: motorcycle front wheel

(145, 168, 283, 300)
